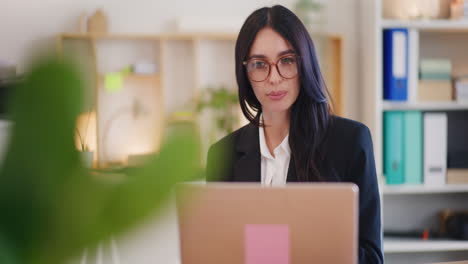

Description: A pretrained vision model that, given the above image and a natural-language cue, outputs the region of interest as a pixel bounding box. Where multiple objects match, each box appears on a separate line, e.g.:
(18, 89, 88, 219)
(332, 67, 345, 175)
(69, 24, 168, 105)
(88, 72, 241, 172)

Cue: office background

(1, 0, 468, 263)
(1, 0, 361, 119)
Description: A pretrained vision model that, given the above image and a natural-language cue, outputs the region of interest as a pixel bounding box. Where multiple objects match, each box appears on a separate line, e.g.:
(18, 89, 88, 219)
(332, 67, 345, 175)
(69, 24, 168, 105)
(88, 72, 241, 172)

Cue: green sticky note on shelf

(105, 73, 123, 93)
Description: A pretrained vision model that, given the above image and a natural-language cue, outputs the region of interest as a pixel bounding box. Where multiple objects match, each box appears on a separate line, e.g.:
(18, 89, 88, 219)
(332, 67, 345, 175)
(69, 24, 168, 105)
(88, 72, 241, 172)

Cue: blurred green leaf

(0, 55, 200, 264)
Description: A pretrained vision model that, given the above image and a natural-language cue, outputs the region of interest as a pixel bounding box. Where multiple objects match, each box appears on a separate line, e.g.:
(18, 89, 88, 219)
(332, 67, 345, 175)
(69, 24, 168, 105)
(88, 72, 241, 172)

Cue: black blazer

(206, 116, 384, 264)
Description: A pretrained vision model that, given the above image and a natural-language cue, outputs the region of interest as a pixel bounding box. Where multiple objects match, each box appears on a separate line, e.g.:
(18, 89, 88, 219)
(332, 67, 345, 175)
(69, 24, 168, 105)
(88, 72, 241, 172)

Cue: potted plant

(75, 112, 94, 168)
(196, 86, 239, 143)
(294, 0, 325, 31)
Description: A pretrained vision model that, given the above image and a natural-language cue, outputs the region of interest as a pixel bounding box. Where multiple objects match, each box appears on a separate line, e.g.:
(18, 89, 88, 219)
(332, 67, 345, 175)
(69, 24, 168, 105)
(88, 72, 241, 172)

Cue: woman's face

(246, 27, 300, 116)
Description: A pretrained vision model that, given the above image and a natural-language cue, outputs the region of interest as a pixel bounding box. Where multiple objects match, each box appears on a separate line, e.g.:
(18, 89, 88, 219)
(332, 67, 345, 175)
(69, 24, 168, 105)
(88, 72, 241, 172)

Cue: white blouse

(259, 125, 291, 186)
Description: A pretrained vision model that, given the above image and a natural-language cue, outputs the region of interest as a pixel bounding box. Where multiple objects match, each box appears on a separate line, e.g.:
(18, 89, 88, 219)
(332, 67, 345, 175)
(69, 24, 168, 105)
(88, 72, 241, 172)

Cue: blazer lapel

(286, 155, 298, 182)
(232, 123, 261, 182)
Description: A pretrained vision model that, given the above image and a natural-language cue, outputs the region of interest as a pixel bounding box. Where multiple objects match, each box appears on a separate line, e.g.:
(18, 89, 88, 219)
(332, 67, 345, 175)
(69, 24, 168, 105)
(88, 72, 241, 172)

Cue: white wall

(1, 1, 362, 263)
(324, 0, 360, 119)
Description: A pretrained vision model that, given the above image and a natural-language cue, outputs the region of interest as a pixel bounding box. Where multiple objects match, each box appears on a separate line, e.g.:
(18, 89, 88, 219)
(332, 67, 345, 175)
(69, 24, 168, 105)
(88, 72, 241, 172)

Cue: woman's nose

(267, 65, 282, 85)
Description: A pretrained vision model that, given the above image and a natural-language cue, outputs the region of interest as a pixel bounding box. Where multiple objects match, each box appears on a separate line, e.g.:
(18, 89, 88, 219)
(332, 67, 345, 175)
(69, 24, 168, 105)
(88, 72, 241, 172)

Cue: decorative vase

(80, 151, 94, 168)
(87, 9, 108, 34)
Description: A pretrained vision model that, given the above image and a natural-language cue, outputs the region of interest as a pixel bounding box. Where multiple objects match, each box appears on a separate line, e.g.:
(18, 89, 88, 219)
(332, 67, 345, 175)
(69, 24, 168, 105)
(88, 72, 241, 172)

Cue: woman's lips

(267, 91, 287, 100)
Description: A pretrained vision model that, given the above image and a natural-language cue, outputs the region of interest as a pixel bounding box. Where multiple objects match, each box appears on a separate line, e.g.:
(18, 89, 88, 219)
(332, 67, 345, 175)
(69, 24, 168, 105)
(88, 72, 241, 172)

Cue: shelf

(382, 101, 468, 111)
(60, 32, 237, 41)
(61, 32, 155, 40)
(384, 238, 468, 253)
(382, 19, 468, 32)
(383, 184, 468, 195)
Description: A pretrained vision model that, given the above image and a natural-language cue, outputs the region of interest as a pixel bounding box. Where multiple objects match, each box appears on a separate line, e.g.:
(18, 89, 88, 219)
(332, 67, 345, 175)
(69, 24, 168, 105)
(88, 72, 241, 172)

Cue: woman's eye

(280, 57, 295, 65)
(251, 61, 267, 69)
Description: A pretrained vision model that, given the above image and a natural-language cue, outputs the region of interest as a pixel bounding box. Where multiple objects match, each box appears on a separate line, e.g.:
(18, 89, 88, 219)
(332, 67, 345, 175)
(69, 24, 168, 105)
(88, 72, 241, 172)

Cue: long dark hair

(235, 5, 332, 181)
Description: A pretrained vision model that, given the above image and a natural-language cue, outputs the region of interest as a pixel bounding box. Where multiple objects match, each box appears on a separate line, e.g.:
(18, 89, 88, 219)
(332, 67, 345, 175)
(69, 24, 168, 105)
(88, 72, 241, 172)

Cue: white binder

(408, 29, 419, 102)
(424, 113, 448, 185)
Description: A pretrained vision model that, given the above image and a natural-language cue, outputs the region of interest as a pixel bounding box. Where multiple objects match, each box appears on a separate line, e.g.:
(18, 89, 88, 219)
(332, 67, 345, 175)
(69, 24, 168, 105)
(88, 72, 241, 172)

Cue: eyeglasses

(243, 54, 299, 82)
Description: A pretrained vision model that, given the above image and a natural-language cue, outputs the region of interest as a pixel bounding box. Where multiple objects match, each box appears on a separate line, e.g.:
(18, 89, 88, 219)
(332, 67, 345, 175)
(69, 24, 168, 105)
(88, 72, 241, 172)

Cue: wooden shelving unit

(58, 31, 344, 169)
(58, 32, 240, 168)
(60, 32, 239, 41)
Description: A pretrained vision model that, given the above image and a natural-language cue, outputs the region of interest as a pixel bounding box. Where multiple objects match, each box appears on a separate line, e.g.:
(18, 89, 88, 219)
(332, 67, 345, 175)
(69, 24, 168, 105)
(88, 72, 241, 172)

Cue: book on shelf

(447, 169, 468, 184)
(418, 80, 453, 102)
(419, 59, 452, 77)
(455, 77, 468, 103)
(419, 72, 452, 80)
(383, 28, 408, 101)
(418, 58, 453, 102)
(383, 110, 468, 186)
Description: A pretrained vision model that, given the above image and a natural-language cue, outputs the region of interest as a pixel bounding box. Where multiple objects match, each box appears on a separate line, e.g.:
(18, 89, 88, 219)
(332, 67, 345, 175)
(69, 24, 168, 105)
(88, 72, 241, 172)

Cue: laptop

(176, 182, 359, 264)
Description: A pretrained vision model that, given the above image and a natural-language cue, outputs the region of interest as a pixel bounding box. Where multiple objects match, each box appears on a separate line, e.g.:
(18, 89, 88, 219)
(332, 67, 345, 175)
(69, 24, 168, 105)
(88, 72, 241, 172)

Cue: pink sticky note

(244, 224, 290, 264)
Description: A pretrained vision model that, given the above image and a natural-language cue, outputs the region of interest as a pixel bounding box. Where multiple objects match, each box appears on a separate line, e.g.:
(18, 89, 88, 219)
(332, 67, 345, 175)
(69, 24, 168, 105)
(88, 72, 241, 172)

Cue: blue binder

(384, 111, 405, 184)
(383, 28, 409, 101)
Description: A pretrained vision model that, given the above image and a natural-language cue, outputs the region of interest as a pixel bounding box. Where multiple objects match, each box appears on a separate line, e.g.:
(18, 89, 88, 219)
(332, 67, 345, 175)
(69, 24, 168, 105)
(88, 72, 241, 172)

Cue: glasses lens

(278, 56, 298, 79)
(246, 59, 269, 81)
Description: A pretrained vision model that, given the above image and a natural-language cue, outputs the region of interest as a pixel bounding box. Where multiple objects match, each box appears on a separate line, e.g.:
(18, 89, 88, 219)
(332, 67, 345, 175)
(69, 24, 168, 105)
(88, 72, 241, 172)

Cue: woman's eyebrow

(248, 49, 295, 60)
(248, 54, 267, 59)
(277, 49, 295, 56)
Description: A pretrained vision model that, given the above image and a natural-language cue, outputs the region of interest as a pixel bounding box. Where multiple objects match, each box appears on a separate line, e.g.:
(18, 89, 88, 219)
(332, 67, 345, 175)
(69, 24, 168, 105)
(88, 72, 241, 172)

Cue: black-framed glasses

(243, 54, 300, 82)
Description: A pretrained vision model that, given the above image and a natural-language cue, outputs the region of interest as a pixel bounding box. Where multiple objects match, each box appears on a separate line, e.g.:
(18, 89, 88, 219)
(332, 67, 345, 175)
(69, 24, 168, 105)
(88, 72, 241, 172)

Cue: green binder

(384, 111, 404, 184)
(404, 111, 423, 184)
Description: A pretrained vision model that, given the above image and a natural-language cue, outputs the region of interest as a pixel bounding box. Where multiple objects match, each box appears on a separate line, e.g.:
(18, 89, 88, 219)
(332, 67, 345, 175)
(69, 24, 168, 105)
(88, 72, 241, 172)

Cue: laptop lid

(176, 182, 359, 264)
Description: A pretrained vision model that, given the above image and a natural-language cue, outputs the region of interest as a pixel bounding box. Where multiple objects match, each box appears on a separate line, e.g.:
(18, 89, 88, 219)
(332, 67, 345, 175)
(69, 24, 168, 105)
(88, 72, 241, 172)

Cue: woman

(206, 5, 383, 263)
